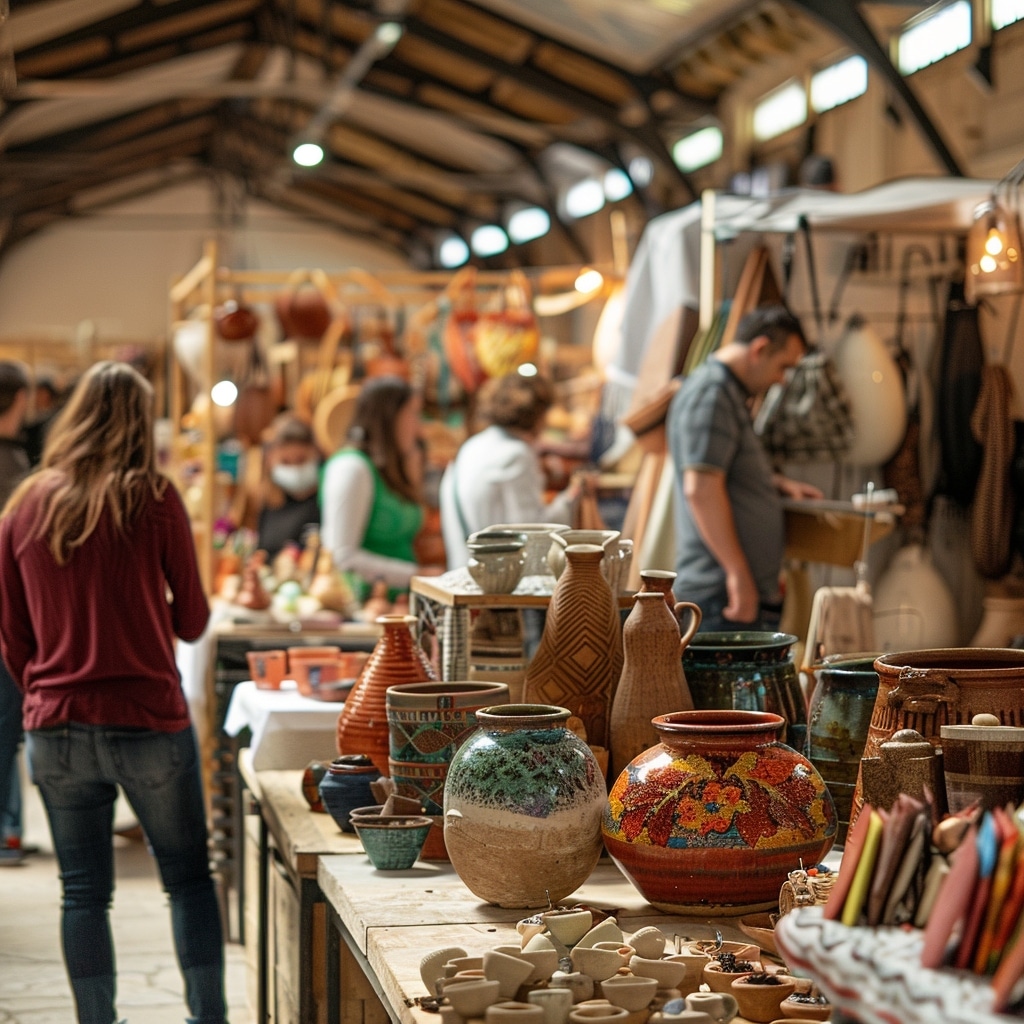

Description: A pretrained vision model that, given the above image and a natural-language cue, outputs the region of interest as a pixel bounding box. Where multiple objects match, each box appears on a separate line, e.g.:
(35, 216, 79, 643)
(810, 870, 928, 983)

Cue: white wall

(0, 179, 410, 344)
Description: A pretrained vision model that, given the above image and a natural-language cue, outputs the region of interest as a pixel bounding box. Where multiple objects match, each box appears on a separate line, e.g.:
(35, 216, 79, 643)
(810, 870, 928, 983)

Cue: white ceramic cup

(486, 1001, 545, 1024)
(528, 986, 574, 1024)
(684, 991, 738, 1023)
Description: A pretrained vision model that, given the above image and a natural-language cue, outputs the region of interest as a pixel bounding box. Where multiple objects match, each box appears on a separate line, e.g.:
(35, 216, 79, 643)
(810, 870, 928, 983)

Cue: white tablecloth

(223, 680, 344, 770)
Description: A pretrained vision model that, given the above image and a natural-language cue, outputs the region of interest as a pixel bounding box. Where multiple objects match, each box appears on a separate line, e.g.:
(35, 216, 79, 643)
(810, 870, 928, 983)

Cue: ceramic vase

(806, 654, 879, 844)
(547, 530, 621, 582)
(488, 523, 571, 577)
(336, 615, 438, 775)
(523, 545, 624, 748)
(638, 569, 677, 606)
(443, 704, 608, 908)
(682, 632, 806, 752)
(386, 680, 510, 859)
(318, 754, 380, 833)
(853, 647, 1024, 821)
(602, 710, 836, 915)
(608, 593, 702, 780)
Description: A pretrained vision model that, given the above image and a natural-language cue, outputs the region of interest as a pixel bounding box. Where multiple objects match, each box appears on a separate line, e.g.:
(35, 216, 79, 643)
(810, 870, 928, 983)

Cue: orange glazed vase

(336, 615, 437, 776)
(523, 544, 623, 748)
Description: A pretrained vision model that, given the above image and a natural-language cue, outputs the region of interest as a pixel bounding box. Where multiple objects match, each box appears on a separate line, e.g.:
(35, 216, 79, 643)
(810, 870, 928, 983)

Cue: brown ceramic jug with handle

(609, 592, 701, 781)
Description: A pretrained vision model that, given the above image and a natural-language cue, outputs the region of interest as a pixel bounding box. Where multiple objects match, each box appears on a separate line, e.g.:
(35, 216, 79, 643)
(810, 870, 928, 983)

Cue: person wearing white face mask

(255, 413, 322, 558)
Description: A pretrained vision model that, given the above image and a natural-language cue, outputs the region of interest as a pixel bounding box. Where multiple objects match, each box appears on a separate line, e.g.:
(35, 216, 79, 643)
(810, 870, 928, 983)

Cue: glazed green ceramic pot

(807, 654, 880, 844)
(443, 704, 607, 908)
(682, 632, 806, 752)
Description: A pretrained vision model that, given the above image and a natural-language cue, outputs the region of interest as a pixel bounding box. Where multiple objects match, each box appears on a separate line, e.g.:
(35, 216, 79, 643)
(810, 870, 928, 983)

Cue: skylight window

(897, 1, 971, 75)
(811, 56, 868, 114)
(993, 0, 1024, 29)
(753, 81, 807, 142)
(672, 126, 724, 172)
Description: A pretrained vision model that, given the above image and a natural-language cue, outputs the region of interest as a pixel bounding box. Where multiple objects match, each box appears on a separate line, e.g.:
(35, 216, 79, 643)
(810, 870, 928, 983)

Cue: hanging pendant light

(966, 198, 1023, 303)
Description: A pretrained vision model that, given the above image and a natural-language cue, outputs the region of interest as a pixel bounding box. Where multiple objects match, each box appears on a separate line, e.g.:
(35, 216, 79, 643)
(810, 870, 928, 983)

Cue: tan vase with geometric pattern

(524, 544, 623, 748)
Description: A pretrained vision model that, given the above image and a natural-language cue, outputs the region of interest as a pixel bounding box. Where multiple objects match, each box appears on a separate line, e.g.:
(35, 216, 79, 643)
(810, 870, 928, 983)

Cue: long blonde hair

(3, 361, 167, 563)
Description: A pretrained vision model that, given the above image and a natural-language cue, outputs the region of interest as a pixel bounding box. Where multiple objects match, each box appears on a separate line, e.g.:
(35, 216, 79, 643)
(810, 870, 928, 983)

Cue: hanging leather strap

(782, 215, 824, 338)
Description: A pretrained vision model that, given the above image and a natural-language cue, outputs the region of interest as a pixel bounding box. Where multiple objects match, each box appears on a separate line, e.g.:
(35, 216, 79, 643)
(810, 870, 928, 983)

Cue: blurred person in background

(0, 361, 226, 1024)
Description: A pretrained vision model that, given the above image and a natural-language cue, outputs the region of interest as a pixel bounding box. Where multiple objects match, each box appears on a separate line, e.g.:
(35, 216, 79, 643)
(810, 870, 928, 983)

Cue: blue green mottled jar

(682, 632, 806, 753)
(443, 704, 607, 908)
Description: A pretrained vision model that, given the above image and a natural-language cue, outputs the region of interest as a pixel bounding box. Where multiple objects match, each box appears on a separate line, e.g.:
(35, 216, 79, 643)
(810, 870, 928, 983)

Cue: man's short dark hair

(734, 304, 806, 352)
(0, 361, 29, 417)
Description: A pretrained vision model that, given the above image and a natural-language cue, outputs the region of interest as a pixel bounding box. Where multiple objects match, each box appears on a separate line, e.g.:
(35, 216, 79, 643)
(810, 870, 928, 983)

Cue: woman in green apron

(320, 376, 429, 600)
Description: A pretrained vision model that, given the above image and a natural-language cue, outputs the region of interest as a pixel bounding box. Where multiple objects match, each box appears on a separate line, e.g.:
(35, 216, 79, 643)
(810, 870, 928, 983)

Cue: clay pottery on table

(730, 974, 797, 1023)
(609, 593, 702, 780)
(318, 754, 380, 833)
(488, 523, 571, 577)
(527, 987, 573, 1024)
(301, 759, 330, 812)
(547, 530, 620, 581)
(806, 653, 880, 844)
(235, 551, 271, 610)
(443, 704, 608, 908)
(777, 993, 832, 1020)
(682, 632, 807, 752)
(386, 680, 510, 860)
(602, 710, 836, 915)
(467, 533, 528, 594)
(639, 569, 678, 606)
(247, 649, 287, 690)
(352, 814, 433, 870)
(852, 647, 1024, 819)
(568, 1002, 629, 1024)
(628, 955, 688, 990)
(941, 714, 1024, 812)
(523, 545, 624, 749)
(701, 961, 754, 995)
(336, 615, 438, 776)
(686, 990, 739, 1021)
(597, 975, 658, 1013)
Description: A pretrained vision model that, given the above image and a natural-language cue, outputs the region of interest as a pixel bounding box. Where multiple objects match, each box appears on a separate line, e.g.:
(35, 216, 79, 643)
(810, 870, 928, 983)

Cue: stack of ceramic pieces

(420, 914, 755, 1024)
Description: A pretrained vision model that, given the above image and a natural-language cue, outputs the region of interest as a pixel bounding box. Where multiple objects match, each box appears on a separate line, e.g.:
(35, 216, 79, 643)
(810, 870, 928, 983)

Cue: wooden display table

(239, 750, 364, 1024)
(318, 856, 764, 1024)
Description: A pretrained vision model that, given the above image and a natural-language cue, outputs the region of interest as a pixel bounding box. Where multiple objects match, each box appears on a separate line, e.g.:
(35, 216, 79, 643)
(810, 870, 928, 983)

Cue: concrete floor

(0, 756, 253, 1024)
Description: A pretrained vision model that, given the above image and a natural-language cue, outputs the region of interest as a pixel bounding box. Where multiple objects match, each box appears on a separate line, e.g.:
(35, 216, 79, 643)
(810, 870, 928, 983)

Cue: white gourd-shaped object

(873, 544, 959, 651)
(833, 315, 907, 466)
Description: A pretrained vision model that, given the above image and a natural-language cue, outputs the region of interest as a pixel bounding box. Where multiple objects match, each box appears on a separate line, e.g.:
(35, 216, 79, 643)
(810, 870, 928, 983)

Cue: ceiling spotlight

(292, 141, 325, 167)
(470, 224, 509, 258)
(438, 234, 470, 268)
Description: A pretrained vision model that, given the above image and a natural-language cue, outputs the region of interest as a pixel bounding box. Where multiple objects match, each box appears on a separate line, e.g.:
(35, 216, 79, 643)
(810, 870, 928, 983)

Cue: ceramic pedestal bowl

(467, 531, 528, 594)
(352, 814, 433, 870)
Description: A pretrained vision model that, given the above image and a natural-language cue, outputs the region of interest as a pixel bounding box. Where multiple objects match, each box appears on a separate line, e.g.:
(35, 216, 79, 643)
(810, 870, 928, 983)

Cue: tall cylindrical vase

(523, 544, 623, 748)
(336, 615, 438, 776)
(609, 593, 701, 781)
(444, 704, 607, 908)
(386, 680, 510, 859)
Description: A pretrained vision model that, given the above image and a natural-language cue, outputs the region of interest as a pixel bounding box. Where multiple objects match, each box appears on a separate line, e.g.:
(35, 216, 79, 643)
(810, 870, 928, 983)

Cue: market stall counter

(317, 856, 766, 1024)
(239, 749, 364, 1024)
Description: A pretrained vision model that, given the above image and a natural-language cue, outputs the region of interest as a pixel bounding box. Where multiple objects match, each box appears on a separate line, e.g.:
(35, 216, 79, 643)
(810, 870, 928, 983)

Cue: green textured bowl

(353, 815, 433, 870)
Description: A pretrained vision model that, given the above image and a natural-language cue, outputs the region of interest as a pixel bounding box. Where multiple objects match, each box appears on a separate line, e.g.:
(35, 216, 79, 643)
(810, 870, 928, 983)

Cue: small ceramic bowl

(777, 992, 832, 1021)
(730, 973, 797, 1024)
(352, 814, 432, 870)
(467, 544, 527, 594)
(701, 960, 758, 994)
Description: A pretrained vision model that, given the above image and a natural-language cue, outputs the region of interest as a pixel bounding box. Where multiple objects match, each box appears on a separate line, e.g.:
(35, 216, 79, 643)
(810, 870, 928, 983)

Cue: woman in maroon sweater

(0, 362, 225, 1024)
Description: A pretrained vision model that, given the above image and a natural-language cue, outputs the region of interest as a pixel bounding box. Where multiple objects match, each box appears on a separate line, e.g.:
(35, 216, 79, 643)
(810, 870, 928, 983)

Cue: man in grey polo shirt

(668, 305, 822, 632)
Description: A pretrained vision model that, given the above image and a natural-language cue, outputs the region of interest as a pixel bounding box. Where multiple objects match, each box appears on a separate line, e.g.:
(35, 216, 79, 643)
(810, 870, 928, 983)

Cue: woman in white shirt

(440, 373, 581, 569)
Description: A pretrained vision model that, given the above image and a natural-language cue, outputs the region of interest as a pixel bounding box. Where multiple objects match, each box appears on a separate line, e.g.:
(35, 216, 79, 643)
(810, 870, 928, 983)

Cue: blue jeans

(27, 724, 226, 1024)
(0, 661, 22, 840)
